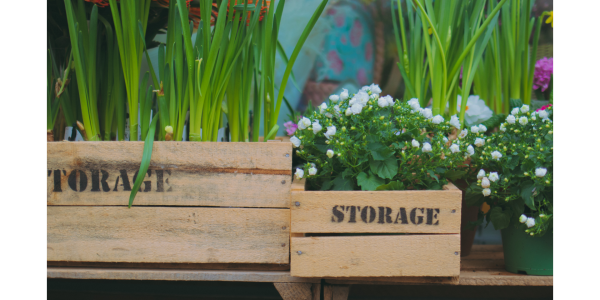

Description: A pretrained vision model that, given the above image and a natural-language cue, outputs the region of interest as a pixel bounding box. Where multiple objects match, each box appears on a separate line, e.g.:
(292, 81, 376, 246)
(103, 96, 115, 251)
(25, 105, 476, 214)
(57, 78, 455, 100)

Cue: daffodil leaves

(357, 171, 385, 191)
(369, 156, 398, 180)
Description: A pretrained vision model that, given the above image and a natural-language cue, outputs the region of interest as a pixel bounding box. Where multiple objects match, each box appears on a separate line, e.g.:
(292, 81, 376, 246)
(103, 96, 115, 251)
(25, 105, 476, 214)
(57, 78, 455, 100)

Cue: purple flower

(533, 57, 553, 92)
(284, 121, 298, 136)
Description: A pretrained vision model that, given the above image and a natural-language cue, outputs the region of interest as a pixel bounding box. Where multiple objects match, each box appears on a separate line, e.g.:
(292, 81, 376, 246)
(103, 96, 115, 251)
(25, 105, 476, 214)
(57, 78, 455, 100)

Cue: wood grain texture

(324, 276, 459, 285)
(291, 188, 461, 234)
(47, 142, 292, 207)
(47, 268, 318, 283)
(274, 282, 319, 300)
(48, 207, 290, 264)
(47, 261, 290, 270)
(458, 270, 553, 286)
(291, 235, 460, 277)
(323, 285, 350, 300)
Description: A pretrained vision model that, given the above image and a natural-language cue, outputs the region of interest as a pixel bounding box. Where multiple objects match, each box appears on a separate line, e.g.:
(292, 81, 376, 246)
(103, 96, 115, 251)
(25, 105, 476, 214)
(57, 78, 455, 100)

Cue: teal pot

(500, 225, 553, 275)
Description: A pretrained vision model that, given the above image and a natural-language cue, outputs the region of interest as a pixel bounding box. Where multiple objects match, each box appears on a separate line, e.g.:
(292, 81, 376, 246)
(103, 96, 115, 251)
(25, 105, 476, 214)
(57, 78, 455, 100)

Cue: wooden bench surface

(47, 245, 552, 286)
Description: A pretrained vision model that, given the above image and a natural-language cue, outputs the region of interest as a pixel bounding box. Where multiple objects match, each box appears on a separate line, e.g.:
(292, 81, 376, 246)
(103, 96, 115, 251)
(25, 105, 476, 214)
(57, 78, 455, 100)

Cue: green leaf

(332, 173, 354, 190)
(371, 147, 395, 161)
(489, 206, 512, 230)
(369, 156, 398, 180)
(520, 183, 537, 210)
(321, 179, 333, 191)
(128, 114, 159, 207)
(427, 169, 439, 183)
(341, 168, 353, 179)
(465, 183, 484, 207)
(376, 180, 406, 191)
(357, 172, 385, 191)
(392, 142, 405, 150)
(444, 170, 466, 181)
(509, 98, 523, 110)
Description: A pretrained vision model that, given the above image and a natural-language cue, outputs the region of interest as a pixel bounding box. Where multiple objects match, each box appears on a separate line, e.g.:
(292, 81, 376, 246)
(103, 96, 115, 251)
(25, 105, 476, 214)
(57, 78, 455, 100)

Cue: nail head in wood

(295, 202, 300, 206)
(297, 251, 302, 255)
(452, 209, 456, 213)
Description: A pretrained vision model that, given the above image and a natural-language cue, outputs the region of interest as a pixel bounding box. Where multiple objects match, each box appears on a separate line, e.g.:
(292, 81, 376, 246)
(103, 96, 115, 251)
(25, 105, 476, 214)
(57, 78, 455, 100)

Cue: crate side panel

(291, 190, 462, 233)
(290, 235, 460, 277)
(48, 207, 290, 264)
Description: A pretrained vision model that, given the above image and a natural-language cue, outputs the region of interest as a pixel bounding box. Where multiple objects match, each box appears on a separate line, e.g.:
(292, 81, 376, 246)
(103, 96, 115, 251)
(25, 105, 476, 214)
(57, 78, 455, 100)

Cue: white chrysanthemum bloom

(519, 214, 528, 223)
(340, 88, 349, 100)
(491, 151, 503, 160)
(421, 108, 433, 119)
(443, 137, 449, 143)
(519, 116, 528, 126)
(450, 144, 460, 153)
(511, 107, 520, 115)
(521, 105, 530, 113)
(471, 125, 480, 134)
(477, 169, 486, 180)
(329, 94, 340, 102)
(535, 168, 547, 177)
(319, 103, 328, 114)
(324, 126, 337, 140)
(407, 98, 421, 111)
(165, 125, 173, 134)
(383, 95, 395, 106)
(351, 103, 363, 115)
(458, 129, 468, 139)
(500, 123, 507, 132)
(370, 83, 382, 94)
(526, 217, 535, 228)
(312, 121, 322, 134)
(326, 149, 334, 158)
(450, 115, 461, 129)
(290, 136, 301, 148)
(479, 124, 487, 133)
(298, 117, 311, 130)
(475, 138, 485, 147)
(482, 188, 491, 197)
(308, 166, 317, 176)
(466, 145, 475, 156)
(489, 172, 499, 182)
(422, 142, 432, 152)
(538, 110, 549, 119)
(506, 115, 516, 124)
(345, 108, 352, 116)
(295, 168, 304, 180)
(481, 177, 491, 188)
(432, 115, 444, 124)
(377, 97, 389, 108)
(412, 139, 420, 148)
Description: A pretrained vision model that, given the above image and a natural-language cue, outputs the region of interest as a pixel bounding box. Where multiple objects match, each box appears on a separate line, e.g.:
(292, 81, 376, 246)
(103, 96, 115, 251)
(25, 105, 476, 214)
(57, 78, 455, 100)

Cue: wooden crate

(47, 141, 292, 265)
(290, 180, 462, 278)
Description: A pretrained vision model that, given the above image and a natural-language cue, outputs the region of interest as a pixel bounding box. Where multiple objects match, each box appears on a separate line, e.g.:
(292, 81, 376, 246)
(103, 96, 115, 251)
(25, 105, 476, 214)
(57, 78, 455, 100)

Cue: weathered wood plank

(291, 189, 461, 234)
(47, 142, 292, 207)
(48, 207, 290, 264)
(291, 235, 460, 277)
(458, 270, 553, 286)
(47, 261, 290, 270)
(323, 285, 350, 300)
(324, 276, 459, 285)
(274, 282, 320, 300)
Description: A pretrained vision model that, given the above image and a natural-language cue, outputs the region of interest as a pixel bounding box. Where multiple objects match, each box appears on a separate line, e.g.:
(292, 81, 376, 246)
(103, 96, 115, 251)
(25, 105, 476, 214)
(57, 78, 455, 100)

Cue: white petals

(377, 96, 389, 108)
(500, 123, 507, 132)
(471, 125, 480, 133)
(506, 115, 516, 124)
(519, 116, 528, 126)
(538, 110, 549, 119)
(298, 117, 311, 130)
(491, 151, 503, 160)
(450, 144, 460, 153)
(535, 168, 547, 177)
(519, 214, 528, 223)
(370, 84, 382, 94)
(308, 166, 317, 176)
(489, 172, 499, 182)
(520, 105, 530, 113)
(345, 108, 352, 116)
(511, 107, 520, 115)
(450, 115, 461, 129)
(324, 126, 337, 140)
(295, 168, 304, 179)
(340, 88, 349, 100)
(475, 138, 485, 147)
(479, 124, 487, 133)
(477, 169, 486, 180)
(407, 98, 421, 111)
(412, 139, 420, 148)
(421, 108, 433, 119)
(383, 95, 395, 106)
(526, 217, 535, 228)
(312, 121, 322, 134)
(351, 103, 363, 115)
(422, 142, 432, 152)
(290, 136, 301, 148)
(329, 94, 340, 102)
(319, 103, 328, 114)
(443, 137, 449, 143)
(432, 115, 444, 124)
(482, 188, 491, 197)
(466, 145, 475, 156)
(458, 129, 468, 139)
(326, 149, 334, 158)
(481, 177, 490, 188)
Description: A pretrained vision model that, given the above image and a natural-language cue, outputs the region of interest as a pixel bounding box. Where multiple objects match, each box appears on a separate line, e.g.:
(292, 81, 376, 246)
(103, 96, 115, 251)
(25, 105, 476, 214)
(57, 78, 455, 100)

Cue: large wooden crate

(290, 180, 462, 278)
(47, 141, 292, 265)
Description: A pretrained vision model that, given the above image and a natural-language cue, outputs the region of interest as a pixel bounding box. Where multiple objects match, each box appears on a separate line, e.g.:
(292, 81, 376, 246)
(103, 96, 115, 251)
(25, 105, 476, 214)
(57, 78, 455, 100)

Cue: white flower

(290, 136, 301, 148)
(491, 151, 503, 160)
(324, 126, 337, 140)
(165, 125, 173, 134)
(295, 168, 304, 180)
(298, 117, 311, 130)
(455, 95, 493, 125)
(443, 137, 449, 143)
(377, 96, 389, 108)
(345, 108, 352, 116)
(511, 107, 520, 115)
(538, 110, 549, 119)
(319, 103, 328, 114)
(325, 112, 333, 118)
(521, 105, 530, 113)
(308, 166, 317, 176)
(312, 121, 322, 134)
(355, 91, 370, 105)
(412, 139, 420, 148)
(519, 116, 528, 126)
(407, 98, 421, 111)
(535, 168, 547, 177)
(500, 123, 507, 132)
(526, 217, 535, 228)
(466, 145, 475, 156)
(450, 144, 460, 153)
(350, 103, 363, 115)
(481, 177, 490, 188)
(432, 115, 444, 124)
(477, 169, 486, 180)
(422, 142, 432, 152)
(333, 105, 341, 117)
(475, 138, 485, 147)
(340, 89, 349, 100)
(479, 124, 487, 133)
(383, 95, 395, 106)
(370, 84, 382, 94)
(506, 115, 516, 124)
(450, 115, 461, 129)
(489, 172, 499, 182)
(471, 125, 480, 134)
(458, 129, 468, 139)
(420, 108, 433, 119)
(326, 149, 334, 158)
(482, 188, 491, 197)
(519, 214, 528, 223)
(329, 94, 340, 102)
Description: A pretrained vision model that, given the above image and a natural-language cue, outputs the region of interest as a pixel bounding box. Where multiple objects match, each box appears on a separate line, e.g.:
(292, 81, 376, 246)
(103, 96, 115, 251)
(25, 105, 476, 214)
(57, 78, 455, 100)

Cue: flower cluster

(291, 84, 476, 191)
(533, 57, 553, 92)
(464, 104, 553, 237)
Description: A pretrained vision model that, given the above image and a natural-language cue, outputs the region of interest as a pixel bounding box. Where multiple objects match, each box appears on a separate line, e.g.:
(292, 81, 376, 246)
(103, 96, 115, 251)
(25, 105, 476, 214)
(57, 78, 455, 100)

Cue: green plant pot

(500, 225, 553, 275)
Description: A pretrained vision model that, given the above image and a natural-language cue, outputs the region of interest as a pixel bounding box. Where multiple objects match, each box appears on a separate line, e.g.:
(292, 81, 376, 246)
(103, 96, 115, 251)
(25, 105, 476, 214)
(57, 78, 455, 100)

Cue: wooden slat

(48, 207, 290, 264)
(274, 282, 320, 300)
(47, 261, 290, 270)
(291, 188, 461, 234)
(324, 276, 459, 285)
(47, 142, 292, 207)
(47, 267, 319, 283)
(458, 270, 553, 286)
(290, 235, 460, 277)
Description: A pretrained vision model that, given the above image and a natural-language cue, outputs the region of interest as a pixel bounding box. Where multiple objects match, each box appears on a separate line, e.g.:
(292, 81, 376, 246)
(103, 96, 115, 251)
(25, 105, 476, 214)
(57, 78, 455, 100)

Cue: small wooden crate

(47, 141, 292, 265)
(290, 180, 462, 278)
